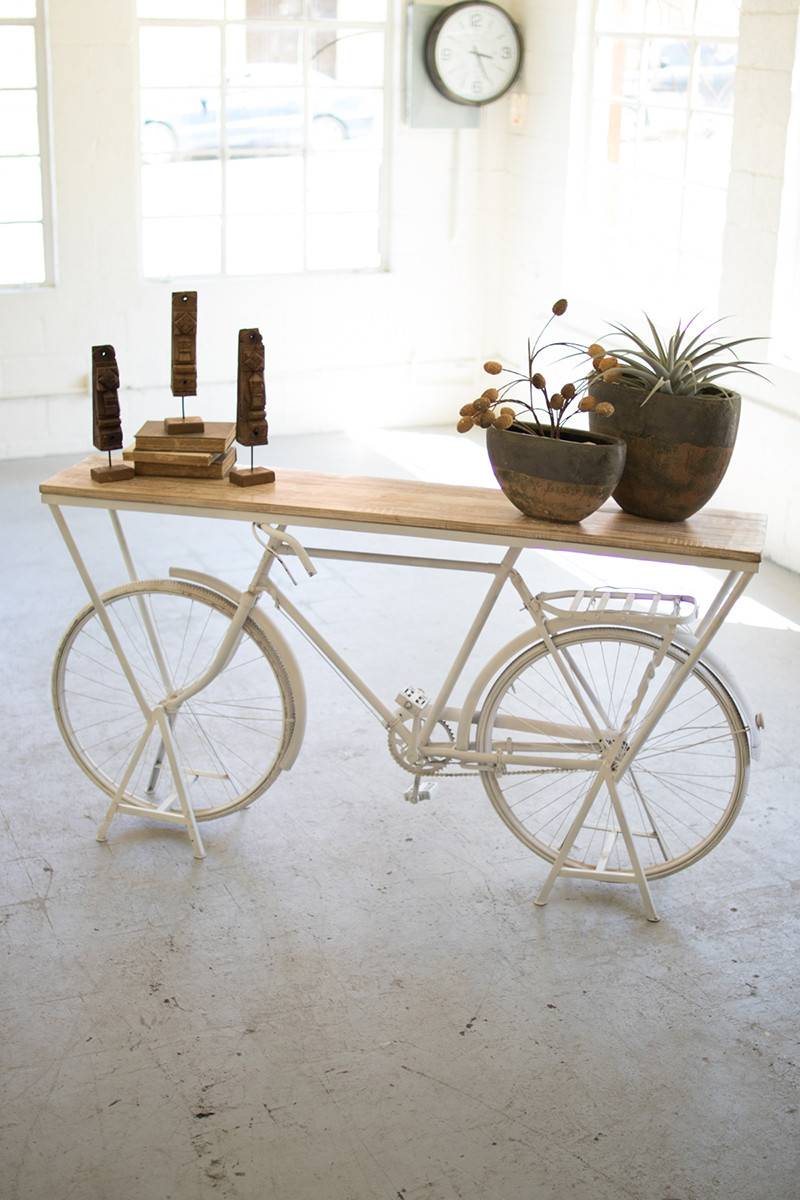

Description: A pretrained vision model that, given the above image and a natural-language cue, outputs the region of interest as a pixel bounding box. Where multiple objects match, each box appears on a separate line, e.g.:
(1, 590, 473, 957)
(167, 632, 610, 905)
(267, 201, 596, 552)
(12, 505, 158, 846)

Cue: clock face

(426, 2, 523, 107)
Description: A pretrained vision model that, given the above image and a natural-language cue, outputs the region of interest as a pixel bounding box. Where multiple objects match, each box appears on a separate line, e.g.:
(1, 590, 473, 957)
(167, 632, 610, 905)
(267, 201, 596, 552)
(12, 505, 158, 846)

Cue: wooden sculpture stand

(91, 460, 135, 483)
(230, 464, 276, 487)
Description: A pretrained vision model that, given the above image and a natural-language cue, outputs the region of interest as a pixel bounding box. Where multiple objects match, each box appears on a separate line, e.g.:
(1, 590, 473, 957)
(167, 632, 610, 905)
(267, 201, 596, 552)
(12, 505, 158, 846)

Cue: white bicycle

(52, 523, 760, 920)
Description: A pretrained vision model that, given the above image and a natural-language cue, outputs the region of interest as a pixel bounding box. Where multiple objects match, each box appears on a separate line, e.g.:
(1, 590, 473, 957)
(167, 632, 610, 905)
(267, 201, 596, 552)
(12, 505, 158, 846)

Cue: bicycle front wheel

(53, 580, 296, 820)
(476, 628, 750, 880)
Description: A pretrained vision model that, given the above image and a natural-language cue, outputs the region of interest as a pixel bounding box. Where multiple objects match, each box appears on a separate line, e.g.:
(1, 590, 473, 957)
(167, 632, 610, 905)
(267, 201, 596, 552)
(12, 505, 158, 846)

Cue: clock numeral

(441, 47, 452, 60)
(472, 80, 483, 95)
(501, 45, 512, 59)
(470, 12, 483, 25)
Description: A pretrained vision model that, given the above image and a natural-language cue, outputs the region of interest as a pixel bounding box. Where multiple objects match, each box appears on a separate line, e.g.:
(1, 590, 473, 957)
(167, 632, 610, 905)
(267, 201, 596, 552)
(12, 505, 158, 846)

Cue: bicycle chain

(387, 723, 559, 780)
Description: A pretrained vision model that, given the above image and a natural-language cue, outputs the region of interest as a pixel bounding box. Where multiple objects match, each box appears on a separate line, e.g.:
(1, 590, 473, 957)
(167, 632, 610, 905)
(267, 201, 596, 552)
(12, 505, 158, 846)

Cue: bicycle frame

(48, 505, 758, 920)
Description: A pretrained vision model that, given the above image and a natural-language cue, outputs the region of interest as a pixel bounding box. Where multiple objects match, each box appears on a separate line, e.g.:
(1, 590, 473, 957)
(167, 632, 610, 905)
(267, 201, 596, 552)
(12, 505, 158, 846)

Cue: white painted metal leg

(606, 778, 659, 922)
(96, 713, 157, 843)
(534, 771, 606, 907)
(155, 708, 205, 859)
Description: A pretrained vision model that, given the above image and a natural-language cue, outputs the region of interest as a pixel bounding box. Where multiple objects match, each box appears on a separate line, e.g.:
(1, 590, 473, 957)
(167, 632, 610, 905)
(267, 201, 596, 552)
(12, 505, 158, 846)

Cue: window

(0, 1, 51, 286)
(570, 0, 740, 318)
(138, 0, 388, 278)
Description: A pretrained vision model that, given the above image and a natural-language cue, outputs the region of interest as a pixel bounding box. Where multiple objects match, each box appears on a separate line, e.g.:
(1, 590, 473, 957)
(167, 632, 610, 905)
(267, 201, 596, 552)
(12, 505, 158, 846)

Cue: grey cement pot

(486, 422, 626, 523)
(588, 379, 741, 522)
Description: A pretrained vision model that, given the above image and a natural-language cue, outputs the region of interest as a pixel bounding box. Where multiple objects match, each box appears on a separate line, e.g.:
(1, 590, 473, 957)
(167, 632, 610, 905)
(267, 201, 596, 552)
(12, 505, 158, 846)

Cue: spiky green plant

(591, 315, 767, 403)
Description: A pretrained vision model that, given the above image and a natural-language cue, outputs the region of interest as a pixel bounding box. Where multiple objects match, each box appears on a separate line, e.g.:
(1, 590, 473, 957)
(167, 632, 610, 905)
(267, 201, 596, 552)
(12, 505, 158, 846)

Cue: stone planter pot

(486, 422, 626, 524)
(588, 379, 741, 522)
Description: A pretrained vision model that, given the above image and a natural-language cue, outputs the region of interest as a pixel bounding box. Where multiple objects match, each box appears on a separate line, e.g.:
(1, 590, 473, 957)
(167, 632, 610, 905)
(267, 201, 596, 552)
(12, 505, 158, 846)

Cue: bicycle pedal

(395, 686, 428, 713)
(404, 778, 438, 804)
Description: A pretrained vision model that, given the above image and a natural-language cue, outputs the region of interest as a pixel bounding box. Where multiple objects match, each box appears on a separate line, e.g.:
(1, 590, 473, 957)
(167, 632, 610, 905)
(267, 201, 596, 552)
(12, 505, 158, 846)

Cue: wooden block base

(91, 462, 136, 483)
(229, 465, 276, 487)
(163, 415, 205, 435)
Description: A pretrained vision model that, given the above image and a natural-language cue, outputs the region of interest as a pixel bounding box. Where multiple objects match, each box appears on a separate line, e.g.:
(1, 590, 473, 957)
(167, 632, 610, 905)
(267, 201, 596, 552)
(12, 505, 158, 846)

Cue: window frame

(136, 3, 393, 281)
(0, 0, 56, 289)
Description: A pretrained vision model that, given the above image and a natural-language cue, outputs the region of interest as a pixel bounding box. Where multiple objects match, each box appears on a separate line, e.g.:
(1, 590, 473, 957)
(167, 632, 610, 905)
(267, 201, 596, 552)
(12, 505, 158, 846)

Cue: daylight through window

(572, 0, 740, 318)
(138, 0, 388, 278)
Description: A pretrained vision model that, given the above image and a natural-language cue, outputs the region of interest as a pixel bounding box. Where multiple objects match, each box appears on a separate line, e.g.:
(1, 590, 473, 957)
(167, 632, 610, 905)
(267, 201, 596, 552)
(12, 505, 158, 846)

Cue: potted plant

(457, 300, 625, 523)
(586, 315, 766, 522)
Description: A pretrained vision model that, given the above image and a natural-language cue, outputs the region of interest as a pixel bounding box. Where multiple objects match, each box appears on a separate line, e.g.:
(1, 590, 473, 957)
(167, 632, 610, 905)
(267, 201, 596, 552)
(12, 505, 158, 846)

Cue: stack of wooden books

(124, 421, 237, 479)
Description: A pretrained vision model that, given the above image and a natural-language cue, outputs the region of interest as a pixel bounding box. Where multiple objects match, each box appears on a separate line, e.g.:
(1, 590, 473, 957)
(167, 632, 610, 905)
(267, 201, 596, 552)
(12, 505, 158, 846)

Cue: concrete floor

(2, 428, 799, 1200)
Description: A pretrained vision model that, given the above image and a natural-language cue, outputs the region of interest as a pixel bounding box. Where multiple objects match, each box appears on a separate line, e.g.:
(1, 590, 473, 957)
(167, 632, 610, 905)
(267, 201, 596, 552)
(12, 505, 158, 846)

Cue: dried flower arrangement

(586, 313, 766, 403)
(456, 299, 616, 439)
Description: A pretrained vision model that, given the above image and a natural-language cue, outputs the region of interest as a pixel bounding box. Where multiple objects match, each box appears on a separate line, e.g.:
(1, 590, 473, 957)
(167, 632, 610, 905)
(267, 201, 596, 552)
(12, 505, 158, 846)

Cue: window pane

(227, 155, 303, 214)
(694, 0, 740, 37)
(307, 149, 379, 211)
(226, 213, 303, 273)
(310, 87, 381, 149)
(695, 41, 736, 110)
(142, 88, 221, 161)
(138, 0, 223, 16)
(140, 26, 220, 87)
(686, 111, 733, 183)
(595, 101, 639, 167)
(306, 211, 378, 269)
(594, 38, 641, 103)
(0, 2, 35, 15)
(0, 221, 44, 284)
(640, 106, 687, 175)
(225, 87, 304, 154)
(595, 0, 644, 31)
(227, 1, 303, 18)
(310, 29, 384, 87)
(644, 39, 690, 107)
(142, 159, 222, 217)
(143, 216, 222, 276)
(226, 27, 302, 86)
(0, 156, 41, 220)
(680, 184, 727, 257)
(0, 90, 39, 155)
(644, 0, 694, 33)
(0, 25, 36, 88)
(308, 1, 387, 19)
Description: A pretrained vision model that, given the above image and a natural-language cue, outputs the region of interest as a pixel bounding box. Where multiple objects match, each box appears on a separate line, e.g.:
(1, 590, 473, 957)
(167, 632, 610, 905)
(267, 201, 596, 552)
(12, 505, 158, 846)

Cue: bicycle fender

(456, 630, 543, 750)
(168, 567, 307, 769)
(669, 631, 762, 761)
(456, 626, 762, 760)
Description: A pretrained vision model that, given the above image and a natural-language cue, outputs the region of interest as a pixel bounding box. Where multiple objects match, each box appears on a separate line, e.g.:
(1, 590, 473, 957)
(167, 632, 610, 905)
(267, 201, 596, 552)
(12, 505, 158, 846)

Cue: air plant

(588, 314, 767, 403)
(457, 298, 615, 439)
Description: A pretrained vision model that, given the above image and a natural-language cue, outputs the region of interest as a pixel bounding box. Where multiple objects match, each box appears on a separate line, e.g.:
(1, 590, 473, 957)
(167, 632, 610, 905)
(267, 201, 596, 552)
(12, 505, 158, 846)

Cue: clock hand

(470, 46, 493, 81)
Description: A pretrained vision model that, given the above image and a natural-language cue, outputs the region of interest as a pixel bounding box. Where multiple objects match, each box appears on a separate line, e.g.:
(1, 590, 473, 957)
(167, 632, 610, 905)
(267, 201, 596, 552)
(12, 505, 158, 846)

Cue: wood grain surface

(40, 457, 767, 564)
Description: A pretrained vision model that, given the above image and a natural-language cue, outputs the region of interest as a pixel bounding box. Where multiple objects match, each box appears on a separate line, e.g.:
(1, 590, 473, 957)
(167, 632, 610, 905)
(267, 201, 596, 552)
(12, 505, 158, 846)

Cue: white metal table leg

(50, 504, 204, 858)
(534, 771, 606, 907)
(96, 713, 157, 843)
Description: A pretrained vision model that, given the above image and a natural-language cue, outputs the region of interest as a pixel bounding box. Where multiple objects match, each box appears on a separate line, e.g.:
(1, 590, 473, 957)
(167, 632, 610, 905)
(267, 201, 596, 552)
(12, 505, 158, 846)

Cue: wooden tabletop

(40, 456, 767, 567)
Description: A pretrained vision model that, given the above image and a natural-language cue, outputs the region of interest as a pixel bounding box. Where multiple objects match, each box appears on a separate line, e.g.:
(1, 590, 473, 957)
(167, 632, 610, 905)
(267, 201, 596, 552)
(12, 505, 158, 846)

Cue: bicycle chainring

(388, 719, 455, 775)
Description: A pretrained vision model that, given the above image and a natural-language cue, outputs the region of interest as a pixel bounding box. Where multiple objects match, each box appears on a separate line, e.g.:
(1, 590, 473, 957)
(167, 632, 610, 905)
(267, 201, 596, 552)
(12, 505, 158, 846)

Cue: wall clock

(425, 2, 523, 107)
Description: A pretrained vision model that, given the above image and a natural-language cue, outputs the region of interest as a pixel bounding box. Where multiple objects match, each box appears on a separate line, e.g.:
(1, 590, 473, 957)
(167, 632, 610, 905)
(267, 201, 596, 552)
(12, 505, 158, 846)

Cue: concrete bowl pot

(588, 379, 741, 522)
(486, 422, 626, 523)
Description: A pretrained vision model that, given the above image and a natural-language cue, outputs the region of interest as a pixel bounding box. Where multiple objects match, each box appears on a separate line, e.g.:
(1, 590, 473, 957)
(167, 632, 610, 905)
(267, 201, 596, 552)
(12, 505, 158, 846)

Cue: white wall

(0, 0, 487, 458)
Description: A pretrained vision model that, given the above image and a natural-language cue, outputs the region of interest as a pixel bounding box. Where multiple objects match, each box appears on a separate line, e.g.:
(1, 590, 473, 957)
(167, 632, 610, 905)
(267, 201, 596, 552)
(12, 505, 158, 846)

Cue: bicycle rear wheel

(53, 580, 296, 820)
(476, 628, 750, 879)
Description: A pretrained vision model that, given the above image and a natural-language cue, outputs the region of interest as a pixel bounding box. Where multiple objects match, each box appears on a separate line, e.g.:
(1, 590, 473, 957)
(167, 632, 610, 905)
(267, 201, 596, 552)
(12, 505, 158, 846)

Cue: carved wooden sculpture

(90, 344, 134, 483)
(165, 290, 204, 434)
(229, 327, 275, 487)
